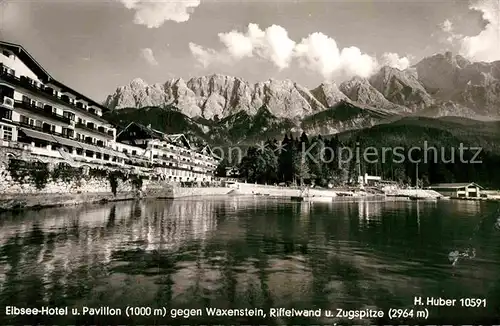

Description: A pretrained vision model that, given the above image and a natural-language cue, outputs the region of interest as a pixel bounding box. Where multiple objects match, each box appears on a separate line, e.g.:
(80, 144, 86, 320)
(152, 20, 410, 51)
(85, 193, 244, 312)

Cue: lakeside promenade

(2, 179, 499, 213)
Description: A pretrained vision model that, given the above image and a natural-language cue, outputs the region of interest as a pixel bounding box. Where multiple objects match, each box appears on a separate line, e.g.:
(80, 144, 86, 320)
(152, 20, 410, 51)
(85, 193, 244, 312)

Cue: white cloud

(440, 19, 454, 33)
(261, 25, 296, 69)
(189, 23, 411, 80)
(189, 42, 228, 68)
(293, 32, 342, 78)
(380, 52, 411, 70)
(118, 0, 201, 28)
(440, 1, 500, 61)
(140, 48, 158, 66)
(458, 0, 500, 62)
(293, 33, 378, 79)
(215, 24, 296, 69)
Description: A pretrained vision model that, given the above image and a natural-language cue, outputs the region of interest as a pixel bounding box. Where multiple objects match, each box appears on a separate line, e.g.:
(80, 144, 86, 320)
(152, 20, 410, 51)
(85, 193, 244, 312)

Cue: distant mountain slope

(103, 106, 210, 146)
(301, 100, 397, 135)
(337, 116, 500, 153)
(207, 106, 296, 146)
(105, 100, 397, 147)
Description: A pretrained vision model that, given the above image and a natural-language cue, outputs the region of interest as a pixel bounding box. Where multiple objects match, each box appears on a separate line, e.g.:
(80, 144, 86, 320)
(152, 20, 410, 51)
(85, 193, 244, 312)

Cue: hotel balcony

(1, 96, 14, 109)
(17, 121, 74, 140)
(75, 122, 114, 139)
(14, 100, 71, 124)
(0, 67, 108, 123)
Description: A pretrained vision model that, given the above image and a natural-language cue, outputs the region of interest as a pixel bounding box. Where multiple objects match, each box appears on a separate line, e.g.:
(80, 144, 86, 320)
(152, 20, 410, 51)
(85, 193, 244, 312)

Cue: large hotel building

(0, 41, 218, 182)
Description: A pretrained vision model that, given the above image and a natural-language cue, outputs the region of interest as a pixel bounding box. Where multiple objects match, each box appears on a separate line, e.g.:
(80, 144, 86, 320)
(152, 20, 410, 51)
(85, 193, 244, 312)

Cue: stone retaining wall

(234, 182, 338, 198)
(0, 147, 342, 212)
(171, 187, 232, 198)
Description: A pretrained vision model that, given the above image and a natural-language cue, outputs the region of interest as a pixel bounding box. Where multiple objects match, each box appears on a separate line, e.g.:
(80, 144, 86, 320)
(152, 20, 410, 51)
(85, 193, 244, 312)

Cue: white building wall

(0, 48, 43, 83)
(1, 49, 113, 136)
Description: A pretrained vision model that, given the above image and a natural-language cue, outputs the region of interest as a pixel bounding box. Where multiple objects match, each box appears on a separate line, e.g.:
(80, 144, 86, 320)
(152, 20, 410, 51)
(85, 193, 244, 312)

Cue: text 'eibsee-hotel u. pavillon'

(0, 41, 218, 182)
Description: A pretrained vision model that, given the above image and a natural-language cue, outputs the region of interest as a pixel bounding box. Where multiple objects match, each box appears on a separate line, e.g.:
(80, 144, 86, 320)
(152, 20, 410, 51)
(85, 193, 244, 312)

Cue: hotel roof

(117, 122, 192, 149)
(0, 40, 109, 112)
(429, 182, 483, 189)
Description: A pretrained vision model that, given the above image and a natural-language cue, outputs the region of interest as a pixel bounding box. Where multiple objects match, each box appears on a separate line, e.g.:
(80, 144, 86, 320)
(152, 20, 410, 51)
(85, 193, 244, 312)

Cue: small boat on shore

(409, 195, 438, 201)
(291, 196, 333, 203)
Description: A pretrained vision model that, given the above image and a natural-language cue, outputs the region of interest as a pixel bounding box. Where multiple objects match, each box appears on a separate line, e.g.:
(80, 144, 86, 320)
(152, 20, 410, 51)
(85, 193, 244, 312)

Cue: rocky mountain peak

(414, 52, 464, 95)
(310, 81, 350, 107)
(369, 65, 434, 110)
(414, 52, 500, 116)
(105, 52, 500, 126)
(130, 77, 148, 87)
(106, 74, 336, 120)
(339, 76, 410, 113)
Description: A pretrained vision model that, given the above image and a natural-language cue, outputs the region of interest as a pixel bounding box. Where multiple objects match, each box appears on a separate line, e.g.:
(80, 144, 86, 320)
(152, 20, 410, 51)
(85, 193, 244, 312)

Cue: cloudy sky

(1, 0, 498, 102)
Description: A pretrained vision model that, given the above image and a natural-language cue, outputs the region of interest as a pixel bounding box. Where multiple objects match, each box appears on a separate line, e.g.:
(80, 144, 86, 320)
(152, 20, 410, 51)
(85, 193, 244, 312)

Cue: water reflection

(0, 198, 499, 324)
(357, 199, 383, 220)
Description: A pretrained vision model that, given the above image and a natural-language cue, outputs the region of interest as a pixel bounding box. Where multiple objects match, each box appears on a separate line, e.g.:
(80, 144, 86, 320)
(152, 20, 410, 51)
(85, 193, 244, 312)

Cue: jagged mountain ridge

(104, 52, 500, 145)
(105, 75, 329, 121)
(106, 51, 500, 121)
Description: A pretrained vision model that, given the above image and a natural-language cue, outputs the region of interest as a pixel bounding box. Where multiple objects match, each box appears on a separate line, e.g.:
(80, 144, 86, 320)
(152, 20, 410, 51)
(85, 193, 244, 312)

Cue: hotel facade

(115, 122, 218, 182)
(0, 41, 217, 182)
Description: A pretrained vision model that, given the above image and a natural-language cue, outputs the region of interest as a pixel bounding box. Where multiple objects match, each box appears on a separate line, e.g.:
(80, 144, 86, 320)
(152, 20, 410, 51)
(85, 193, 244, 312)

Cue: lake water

(0, 197, 499, 324)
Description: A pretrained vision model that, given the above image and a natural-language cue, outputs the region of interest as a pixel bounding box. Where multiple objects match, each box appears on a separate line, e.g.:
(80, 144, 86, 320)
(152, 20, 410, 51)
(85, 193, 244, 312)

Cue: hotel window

(22, 95, 33, 104)
(20, 115, 33, 125)
(1, 64, 14, 75)
(63, 111, 75, 120)
(2, 126, 13, 141)
(2, 109, 12, 120)
(62, 128, 74, 138)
